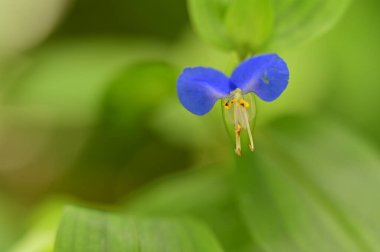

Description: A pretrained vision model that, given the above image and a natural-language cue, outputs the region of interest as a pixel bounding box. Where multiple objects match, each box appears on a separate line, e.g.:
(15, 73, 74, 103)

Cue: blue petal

(177, 67, 230, 115)
(230, 54, 289, 102)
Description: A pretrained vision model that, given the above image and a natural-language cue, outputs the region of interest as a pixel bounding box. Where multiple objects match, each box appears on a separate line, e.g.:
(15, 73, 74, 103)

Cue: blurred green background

(0, 0, 379, 251)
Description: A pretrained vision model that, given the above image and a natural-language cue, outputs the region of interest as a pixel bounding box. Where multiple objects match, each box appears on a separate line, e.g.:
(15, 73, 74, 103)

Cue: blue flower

(177, 53, 289, 155)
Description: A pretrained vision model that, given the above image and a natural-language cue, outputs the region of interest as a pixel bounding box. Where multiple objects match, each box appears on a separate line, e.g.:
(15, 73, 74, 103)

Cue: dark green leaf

(53, 0, 188, 40)
(55, 206, 224, 252)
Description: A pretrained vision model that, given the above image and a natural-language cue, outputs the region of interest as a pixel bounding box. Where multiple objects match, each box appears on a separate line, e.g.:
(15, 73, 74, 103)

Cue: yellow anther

(239, 99, 250, 108)
(224, 98, 238, 110)
(235, 123, 242, 136)
(224, 102, 230, 109)
(235, 123, 242, 156)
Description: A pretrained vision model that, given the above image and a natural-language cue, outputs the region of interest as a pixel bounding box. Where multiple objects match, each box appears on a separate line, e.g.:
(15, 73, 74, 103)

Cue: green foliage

(5, 39, 167, 124)
(9, 200, 65, 252)
(55, 206, 224, 252)
(187, 0, 232, 50)
(225, 0, 273, 54)
(53, 0, 188, 40)
(267, 0, 351, 50)
(0, 0, 379, 251)
(318, 0, 380, 146)
(124, 167, 253, 251)
(188, 0, 351, 53)
(103, 61, 177, 129)
(0, 39, 173, 201)
(59, 60, 191, 203)
(236, 116, 380, 251)
(0, 194, 24, 251)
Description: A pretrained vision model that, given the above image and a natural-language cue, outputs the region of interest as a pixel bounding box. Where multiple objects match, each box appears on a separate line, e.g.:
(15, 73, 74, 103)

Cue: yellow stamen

(224, 102, 230, 109)
(243, 109, 254, 152)
(223, 89, 255, 156)
(225, 98, 238, 109)
(239, 99, 250, 108)
(235, 123, 242, 156)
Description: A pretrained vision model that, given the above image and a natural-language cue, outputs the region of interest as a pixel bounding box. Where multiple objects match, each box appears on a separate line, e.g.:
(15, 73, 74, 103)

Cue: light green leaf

(55, 206, 224, 252)
(124, 167, 254, 251)
(237, 116, 380, 251)
(225, 0, 273, 54)
(4, 38, 167, 125)
(10, 199, 65, 252)
(267, 0, 351, 49)
(187, 0, 350, 53)
(0, 0, 69, 58)
(187, 0, 232, 50)
(187, 0, 273, 53)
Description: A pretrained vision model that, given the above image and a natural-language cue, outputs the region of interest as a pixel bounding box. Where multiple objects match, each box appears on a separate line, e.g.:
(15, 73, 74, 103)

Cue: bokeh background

(0, 0, 379, 251)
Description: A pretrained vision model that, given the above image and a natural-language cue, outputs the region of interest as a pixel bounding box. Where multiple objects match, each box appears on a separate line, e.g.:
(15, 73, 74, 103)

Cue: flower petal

(230, 54, 289, 102)
(177, 67, 230, 115)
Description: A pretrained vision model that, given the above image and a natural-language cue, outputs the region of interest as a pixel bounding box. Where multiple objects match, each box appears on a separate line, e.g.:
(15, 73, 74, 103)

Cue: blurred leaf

(0, 193, 25, 251)
(103, 61, 177, 130)
(188, 0, 350, 53)
(187, 0, 232, 50)
(0, 0, 69, 57)
(124, 167, 254, 251)
(266, 0, 351, 50)
(314, 0, 380, 147)
(5, 38, 167, 125)
(246, 1, 376, 135)
(58, 61, 191, 203)
(237, 116, 380, 251)
(225, 0, 273, 54)
(55, 205, 224, 252)
(188, 0, 273, 52)
(9, 199, 65, 252)
(0, 37, 165, 201)
(0, 40, 171, 200)
(54, 0, 188, 40)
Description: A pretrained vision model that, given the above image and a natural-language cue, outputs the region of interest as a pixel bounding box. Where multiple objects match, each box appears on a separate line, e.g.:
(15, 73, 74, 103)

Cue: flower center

(223, 89, 255, 156)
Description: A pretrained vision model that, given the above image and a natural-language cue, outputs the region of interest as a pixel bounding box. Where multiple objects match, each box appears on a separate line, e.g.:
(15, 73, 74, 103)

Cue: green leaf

(187, 0, 232, 50)
(225, 0, 273, 54)
(124, 167, 254, 251)
(0, 193, 25, 251)
(0, 0, 69, 57)
(187, 0, 273, 53)
(267, 0, 351, 50)
(187, 0, 350, 52)
(103, 61, 177, 130)
(9, 199, 65, 252)
(4, 38, 167, 125)
(62, 61, 192, 202)
(55, 206, 224, 252)
(237, 116, 380, 251)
